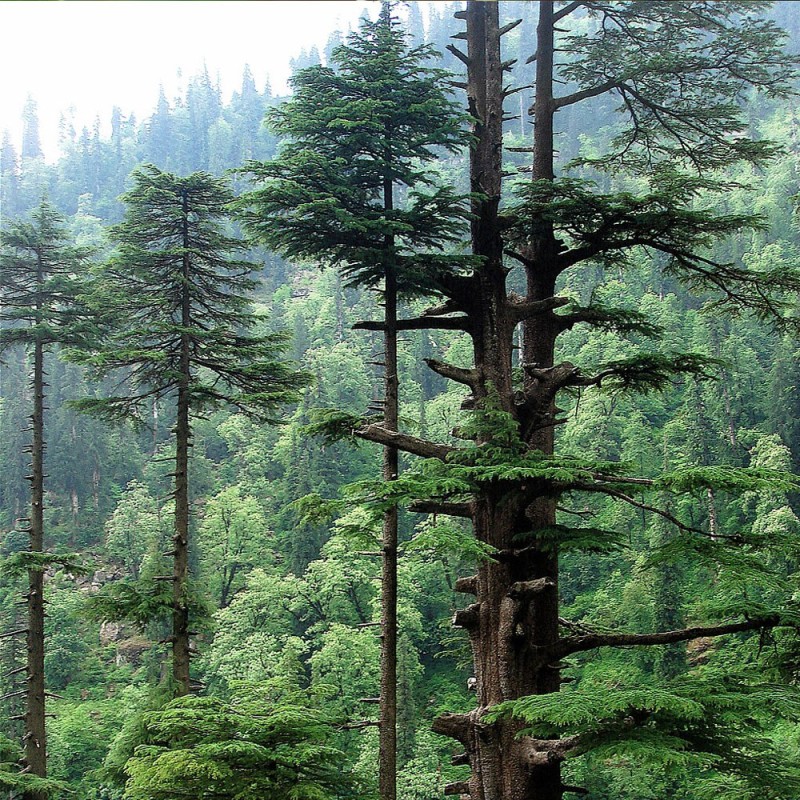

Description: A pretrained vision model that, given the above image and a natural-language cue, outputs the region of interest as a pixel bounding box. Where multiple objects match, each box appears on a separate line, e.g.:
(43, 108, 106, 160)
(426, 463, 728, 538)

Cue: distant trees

(77, 165, 307, 696)
(0, 200, 92, 796)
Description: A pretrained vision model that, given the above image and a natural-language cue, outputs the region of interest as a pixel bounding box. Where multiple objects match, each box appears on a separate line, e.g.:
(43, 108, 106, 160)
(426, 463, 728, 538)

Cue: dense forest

(2, 2, 800, 799)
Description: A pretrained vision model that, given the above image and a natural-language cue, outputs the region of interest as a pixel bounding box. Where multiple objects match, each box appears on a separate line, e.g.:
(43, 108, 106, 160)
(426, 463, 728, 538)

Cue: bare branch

(424, 358, 480, 388)
(355, 423, 454, 461)
(447, 44, 471, 67)
(556, 616, 781, 659)
(354, 316, 472, 333)
(554, 79, 620, 109)
(553, 1, 584, 23)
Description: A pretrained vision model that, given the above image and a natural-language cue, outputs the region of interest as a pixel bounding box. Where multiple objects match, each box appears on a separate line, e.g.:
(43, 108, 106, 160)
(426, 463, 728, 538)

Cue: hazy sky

(0, 1, 398, 160)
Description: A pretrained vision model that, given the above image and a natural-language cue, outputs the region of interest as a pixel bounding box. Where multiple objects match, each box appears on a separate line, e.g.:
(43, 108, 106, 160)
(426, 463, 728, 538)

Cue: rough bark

(430, 4, 564, 799)
(23, 336, 47, 799)
(172, 189, 192, 697)
(379, 170, 399, 800)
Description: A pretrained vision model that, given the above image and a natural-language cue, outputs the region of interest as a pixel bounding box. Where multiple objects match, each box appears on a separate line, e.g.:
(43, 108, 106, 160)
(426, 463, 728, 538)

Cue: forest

(1, 2, 800, 799)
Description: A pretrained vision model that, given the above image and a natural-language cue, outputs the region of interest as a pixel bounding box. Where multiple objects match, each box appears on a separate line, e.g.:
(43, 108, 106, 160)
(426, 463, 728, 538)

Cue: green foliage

(238, 0, 472, 295)
(301, 408, 379, 446)
(73, 164, 308, 423)
(0, 733, 67, 797)
(122, 686, 351, 800)
(0, 198, 94, 351)
(0, 549, 88, 577)
(489, 671, 800, 798)
(561, 2, 797, 171)
(405, 518, 497, 562)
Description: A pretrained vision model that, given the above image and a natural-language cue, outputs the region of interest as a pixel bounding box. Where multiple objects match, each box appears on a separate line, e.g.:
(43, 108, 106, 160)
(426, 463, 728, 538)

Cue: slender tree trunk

(172, 190, 192, 697)
(23, 336, 47, 798)
(379, 164, 399, 800)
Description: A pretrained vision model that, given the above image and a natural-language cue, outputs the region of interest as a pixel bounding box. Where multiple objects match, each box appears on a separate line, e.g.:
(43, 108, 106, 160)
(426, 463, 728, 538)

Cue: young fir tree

(305, 3, 800, 800)
(0, 200, 92, 798)
(77, 165, 307, 698)
(238, 4, 471, 795)
(120, 685, 352, 800)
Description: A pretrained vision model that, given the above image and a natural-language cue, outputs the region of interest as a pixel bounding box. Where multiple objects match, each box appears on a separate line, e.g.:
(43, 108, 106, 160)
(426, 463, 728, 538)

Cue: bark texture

(23, 337, 47, 799)
(172, 189, 192, 697)
(432, 5, 564, 798)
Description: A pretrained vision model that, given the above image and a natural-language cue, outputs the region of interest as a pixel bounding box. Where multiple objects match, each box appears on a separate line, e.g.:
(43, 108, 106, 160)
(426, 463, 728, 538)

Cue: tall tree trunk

(433, 4, 564, 799)
(23, 337, 47, 798)
(172, 190, 192, 697)
(379, 164, 399, 800)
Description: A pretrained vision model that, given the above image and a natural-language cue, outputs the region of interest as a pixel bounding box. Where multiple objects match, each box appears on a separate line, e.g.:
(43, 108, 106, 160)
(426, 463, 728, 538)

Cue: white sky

(0, 1, 410, 161)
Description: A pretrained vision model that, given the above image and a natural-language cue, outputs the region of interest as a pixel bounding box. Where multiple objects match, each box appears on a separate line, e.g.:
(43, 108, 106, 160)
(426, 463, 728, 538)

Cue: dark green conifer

(238, 5, 471, 796)
(0, 200, 93, 797)
(295, 3, 800, 799)
(76, 165, 307, 698)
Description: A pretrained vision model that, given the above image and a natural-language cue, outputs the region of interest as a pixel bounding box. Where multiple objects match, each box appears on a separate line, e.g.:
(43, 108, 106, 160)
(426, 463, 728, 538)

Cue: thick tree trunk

(23, 338, 47, 799)
(172, 190, 192, 697)
(379, 171, 399, 800)
(433, 4, 564, 799)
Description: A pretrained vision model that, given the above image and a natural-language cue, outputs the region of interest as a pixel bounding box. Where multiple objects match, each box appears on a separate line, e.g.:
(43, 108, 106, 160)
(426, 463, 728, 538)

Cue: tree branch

(354, 316, 472, 333)
(408, 499, 474, 517)
(554, 79, 620, 110)
(522, 734, 583, 766)
(508, 295, 570, 323)
(424, 358, 480, 388)
(555, 616, 781, 659)
(553, 1, 584, 23)
(355, 423, 454, 461)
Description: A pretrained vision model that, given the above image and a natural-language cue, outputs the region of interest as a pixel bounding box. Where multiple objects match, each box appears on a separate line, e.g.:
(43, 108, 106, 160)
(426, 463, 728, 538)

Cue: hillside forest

(2, 2, 800, 800)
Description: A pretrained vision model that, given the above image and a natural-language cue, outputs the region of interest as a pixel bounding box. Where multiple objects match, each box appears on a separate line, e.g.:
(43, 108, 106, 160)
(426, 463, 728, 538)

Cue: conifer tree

(0, 200, 92, 797)
(297, 3, 800, 799)
(238, 5, 470, 796)
(76, 165, 307, 697)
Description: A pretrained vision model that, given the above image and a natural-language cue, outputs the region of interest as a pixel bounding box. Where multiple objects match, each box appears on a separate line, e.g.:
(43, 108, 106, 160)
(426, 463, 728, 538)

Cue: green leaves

(237, 3, 471, 296)
(488, 672, 800, 798)
(122, 687, 351, 800)
(74, 166, 308, 423)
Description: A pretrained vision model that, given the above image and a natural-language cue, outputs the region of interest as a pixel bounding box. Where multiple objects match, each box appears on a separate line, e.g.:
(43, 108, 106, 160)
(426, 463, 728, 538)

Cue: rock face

(99, 621, 126, 646)
(115, 636, 151, 668)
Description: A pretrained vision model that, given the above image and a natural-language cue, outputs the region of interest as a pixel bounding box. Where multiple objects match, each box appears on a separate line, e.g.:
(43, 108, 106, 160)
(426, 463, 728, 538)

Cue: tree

(301, 3, 800, 799)
(0, 200, 92, 797)
(120, 685, 352, 800)
(198, 485, 270, 608)
(77, 165, 307, 697)
(238, 5, 470, 796)
(21, 96, 44, 161)
(1, 130, 22, 220)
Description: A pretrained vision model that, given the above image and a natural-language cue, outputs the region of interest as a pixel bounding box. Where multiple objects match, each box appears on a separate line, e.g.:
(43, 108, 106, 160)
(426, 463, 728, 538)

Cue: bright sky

(0, 1, 401, 161)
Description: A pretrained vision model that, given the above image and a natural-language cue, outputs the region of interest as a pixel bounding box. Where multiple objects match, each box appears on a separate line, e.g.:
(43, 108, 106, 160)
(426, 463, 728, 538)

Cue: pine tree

(76, 165, 307, 697)
(297, 3, 800, 799)
(21, 96, 43, 161)
(0, 200, 92, 797)
(238, 4, 470, 796)
(1, 130, 22, 221)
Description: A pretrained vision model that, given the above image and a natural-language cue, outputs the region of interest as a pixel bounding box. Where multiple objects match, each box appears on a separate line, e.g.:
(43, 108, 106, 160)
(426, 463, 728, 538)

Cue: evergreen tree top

(0, 199, 94, 349)
(74, 165, 308, 422)
(237, 0, 473, 294)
